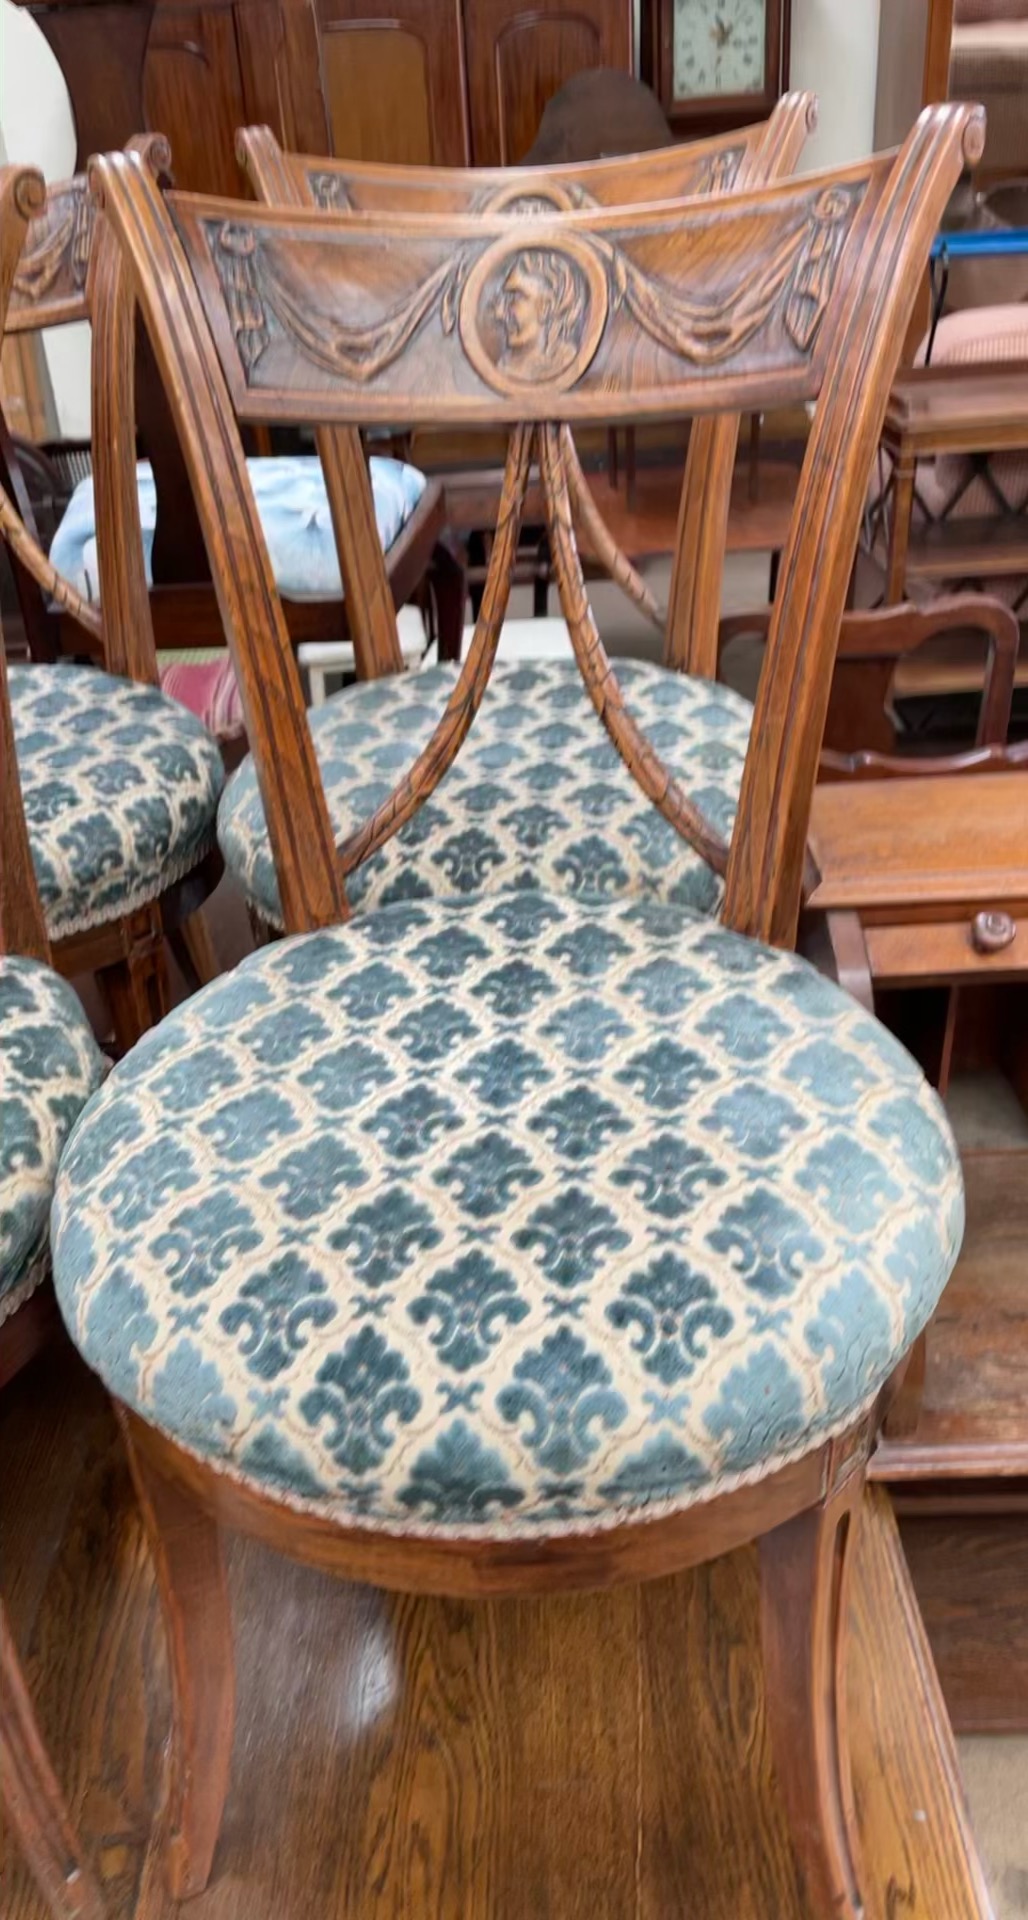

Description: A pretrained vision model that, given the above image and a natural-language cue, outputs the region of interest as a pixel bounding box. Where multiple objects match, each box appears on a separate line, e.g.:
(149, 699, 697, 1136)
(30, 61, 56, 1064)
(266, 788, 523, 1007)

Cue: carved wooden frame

(239, 93, 818, 682)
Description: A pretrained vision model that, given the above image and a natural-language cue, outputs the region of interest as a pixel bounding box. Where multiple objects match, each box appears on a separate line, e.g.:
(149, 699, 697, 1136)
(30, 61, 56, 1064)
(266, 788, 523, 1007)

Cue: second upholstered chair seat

(52, 891, 962, 1533)
(218, 659, 753, 927)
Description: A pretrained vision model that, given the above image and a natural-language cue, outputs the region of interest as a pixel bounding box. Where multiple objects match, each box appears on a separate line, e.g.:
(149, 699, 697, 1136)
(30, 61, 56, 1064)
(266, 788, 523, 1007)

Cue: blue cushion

(49, 456, 428, 604)
(218, 660, 753, 928)
(1, 957, 106, 1310)
(10, 664, 225, 942)
(52, 893, 963, 1536)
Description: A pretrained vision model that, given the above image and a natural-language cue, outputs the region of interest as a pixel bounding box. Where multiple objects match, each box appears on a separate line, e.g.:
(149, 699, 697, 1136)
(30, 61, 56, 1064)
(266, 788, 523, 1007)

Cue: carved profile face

(497, 251, 583, 379)
(460, 235, 608, 397)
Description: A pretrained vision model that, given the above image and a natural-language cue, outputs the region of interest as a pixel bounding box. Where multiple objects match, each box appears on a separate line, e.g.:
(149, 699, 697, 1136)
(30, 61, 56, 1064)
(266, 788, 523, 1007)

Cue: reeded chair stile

(52, 107, 981, 1919)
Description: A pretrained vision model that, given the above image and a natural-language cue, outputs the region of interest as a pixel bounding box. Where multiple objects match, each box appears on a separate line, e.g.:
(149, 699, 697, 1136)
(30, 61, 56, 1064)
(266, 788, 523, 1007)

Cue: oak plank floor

(0, 1343, 994, 1920)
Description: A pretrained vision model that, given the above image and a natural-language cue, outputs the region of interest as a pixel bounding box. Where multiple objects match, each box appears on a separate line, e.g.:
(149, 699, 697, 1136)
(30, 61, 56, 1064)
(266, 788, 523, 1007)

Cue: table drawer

(865, 911, 1028, 987)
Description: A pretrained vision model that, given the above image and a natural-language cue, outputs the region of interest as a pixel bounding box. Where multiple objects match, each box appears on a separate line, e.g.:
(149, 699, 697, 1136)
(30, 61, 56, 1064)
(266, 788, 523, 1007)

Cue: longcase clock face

(672, 0, 768, 99)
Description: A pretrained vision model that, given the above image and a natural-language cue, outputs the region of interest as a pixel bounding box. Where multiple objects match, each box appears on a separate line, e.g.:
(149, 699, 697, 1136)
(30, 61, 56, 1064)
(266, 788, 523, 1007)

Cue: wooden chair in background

(172, 96, 816, 939)
(46, 106, 983, 1920)
(0, 160, 225, 1050)
(0, 144, 459, 734)
(0, 633, 108, 1917)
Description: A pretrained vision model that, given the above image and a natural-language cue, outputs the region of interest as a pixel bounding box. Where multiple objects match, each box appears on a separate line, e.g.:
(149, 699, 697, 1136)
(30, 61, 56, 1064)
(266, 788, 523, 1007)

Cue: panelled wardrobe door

(145, 0, 250, 194)
(464, 0, 634, 163)
(306, 0, 470, 165)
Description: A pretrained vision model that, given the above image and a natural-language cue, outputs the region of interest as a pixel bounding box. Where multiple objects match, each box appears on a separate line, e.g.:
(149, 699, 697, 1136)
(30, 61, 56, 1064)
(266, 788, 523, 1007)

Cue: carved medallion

(472, 180, 598, 217)
(459, 234, 609, 396)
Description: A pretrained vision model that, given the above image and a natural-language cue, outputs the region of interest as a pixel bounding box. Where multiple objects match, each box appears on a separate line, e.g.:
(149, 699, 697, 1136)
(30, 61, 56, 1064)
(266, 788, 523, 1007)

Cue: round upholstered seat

(53, 893, 963, 1536)
(1, 957, 106, 1315)
(10, 664, 225, 941)
(217, 660, 752, 928)
(49, 455, 428, 604)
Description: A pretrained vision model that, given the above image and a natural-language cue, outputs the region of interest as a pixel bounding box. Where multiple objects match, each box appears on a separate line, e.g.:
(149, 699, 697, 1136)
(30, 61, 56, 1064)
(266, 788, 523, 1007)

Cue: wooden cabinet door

(145, 0, 250, 195)
(306, 0, 469, 166)
(464, 0, 633, 165)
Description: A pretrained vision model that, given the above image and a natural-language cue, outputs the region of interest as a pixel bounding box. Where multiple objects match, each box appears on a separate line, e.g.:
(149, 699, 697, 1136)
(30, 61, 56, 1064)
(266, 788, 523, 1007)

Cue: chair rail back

(241, 94, 817, 685)
(88, 104, 983, 948)
(238, 98, 816, 216)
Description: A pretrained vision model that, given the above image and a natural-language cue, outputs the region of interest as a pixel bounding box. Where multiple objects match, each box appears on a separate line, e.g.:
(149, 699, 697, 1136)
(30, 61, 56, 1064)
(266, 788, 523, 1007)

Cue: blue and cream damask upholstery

(9, 664, 224, 942)
(1, 958, 106, 1320)
(52, 893, 963, 1534)
(218, 661, 754, 928)
(49, 456, 428, 605)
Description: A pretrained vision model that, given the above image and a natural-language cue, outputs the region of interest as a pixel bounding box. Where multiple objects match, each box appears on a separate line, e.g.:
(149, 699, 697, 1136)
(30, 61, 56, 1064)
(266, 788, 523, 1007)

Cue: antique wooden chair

(52, 107, 979, 1917)
(0, 164, 226, 1051)
(1, 147, 458, 747)
(0, 632, 108, 1916)
(214, 99, 814, 933)
(718, 591, 1021, 763)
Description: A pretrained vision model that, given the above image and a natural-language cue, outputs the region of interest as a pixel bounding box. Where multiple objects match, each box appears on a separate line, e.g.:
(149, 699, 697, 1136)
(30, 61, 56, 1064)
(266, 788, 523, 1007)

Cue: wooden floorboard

(0, 1346, 994, 1919)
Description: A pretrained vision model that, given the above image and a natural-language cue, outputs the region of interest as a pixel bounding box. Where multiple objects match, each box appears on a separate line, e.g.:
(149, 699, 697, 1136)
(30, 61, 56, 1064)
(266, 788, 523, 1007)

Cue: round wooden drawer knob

(971, 910, 1017, 955)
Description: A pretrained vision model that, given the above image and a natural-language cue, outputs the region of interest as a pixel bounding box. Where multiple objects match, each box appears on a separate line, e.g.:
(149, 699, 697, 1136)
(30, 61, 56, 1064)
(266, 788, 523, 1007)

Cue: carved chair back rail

(90, 106, 983, 951)
(239, 93, 817, 680)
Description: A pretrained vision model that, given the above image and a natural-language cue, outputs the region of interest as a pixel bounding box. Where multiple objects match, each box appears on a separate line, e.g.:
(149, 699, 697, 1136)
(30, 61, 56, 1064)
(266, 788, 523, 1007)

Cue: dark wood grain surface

(0, 1351, 994, 1920)
(873, 1150, 1028, 1481)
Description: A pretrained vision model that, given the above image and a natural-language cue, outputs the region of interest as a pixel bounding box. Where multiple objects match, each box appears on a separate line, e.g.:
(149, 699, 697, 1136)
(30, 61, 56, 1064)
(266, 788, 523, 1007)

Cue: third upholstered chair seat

(9, 662, 224, 944)
(51, 891, 961, 1530)
(49, 454, 428, 606)
(47, 454, 430, 747)
(218, 660, 753, 927)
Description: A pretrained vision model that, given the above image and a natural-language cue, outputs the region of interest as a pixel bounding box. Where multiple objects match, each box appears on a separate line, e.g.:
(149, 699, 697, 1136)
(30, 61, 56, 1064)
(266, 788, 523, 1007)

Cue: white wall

(0, 0, 90, 436)
(790, 0, 882, 171)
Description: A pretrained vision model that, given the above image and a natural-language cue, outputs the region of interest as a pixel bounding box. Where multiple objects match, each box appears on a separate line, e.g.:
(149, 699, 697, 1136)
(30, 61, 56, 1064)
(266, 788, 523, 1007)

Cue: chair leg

(168, 909, 220, 996)
(881, 1329, 928, 1442)
(430, 541, 467, 663)
(101, 907, 169, 1054)
(0, 1603, 106, 1920)
(118, 1410, 235, 1900)
(760, 1448, 867, 1920)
